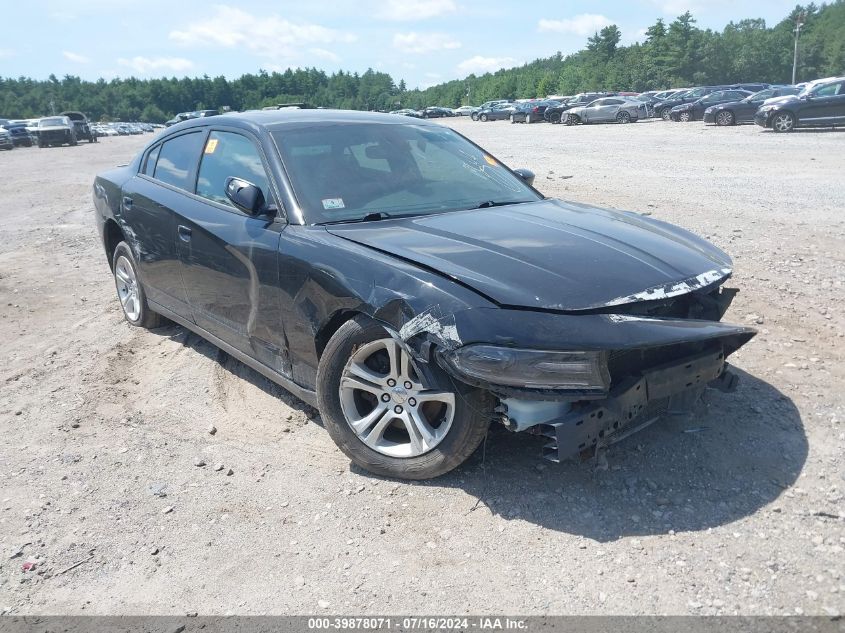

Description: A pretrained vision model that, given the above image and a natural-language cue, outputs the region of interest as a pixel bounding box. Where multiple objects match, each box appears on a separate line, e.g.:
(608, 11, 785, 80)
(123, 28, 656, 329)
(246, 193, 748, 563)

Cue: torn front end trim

(537, 346, 730, 462)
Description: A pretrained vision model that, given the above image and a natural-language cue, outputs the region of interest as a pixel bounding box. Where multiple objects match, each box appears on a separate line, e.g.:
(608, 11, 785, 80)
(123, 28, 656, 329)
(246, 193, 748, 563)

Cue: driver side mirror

(513, 168, 535, 187)
(225, 177, 265, 215)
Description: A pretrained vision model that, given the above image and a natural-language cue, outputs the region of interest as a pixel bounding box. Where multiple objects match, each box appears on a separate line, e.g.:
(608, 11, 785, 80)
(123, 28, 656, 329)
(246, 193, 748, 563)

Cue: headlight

(441, 345, 610, 391)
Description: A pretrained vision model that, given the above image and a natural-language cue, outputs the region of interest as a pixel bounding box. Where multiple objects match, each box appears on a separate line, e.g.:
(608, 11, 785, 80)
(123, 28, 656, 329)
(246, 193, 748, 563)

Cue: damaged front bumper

(400, 294, 756, 463)
(535, 346, 732, 462)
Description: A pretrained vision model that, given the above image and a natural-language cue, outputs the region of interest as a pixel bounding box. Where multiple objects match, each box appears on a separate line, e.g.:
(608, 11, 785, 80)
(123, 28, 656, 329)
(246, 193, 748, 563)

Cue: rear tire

(317, 316, 493, 480)
(480, 114, 488, 122)
(617, 111, 631, 124)
(112, 241, 162, 329)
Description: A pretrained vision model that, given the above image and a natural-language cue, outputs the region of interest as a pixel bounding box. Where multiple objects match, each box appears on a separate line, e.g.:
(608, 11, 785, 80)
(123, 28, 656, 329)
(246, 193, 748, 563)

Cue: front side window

(273, 123, 540, 224)
(813, 82, 843, 97)
(153, 132, 204, 191)
(196, 131, 271, 207)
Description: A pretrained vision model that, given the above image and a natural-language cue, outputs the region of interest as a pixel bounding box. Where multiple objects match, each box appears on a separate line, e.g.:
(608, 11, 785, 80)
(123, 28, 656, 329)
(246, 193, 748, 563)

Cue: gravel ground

(0, 118, 843, 616)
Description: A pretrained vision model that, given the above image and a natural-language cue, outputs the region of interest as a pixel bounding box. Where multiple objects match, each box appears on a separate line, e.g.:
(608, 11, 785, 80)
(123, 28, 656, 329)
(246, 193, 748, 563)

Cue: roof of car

(167, 109, 440, 135)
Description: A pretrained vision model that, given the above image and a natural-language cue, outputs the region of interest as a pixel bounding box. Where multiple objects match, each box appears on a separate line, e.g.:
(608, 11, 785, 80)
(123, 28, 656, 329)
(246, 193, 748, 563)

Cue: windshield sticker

(204, 139, 218, 154)
(483, 154, 497, 166)
(322, 198, 345, 210)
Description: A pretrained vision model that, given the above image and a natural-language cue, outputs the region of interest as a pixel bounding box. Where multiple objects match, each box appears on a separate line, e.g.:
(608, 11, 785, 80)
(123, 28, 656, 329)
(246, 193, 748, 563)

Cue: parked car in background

(544, 93, 609, 123)
(566, 97, 646, 124)
(755, 76, 845, 132)
(453, 106, 475, 116)
(471, 100, 510, 121)
(421, 107, 454, 118)
(510, 100, 560, 123)
(476, 103, 516, 122)
(704, 86, 801, 125)
(0, 127, 13, 150)
(729, 83, 769, 93)
(389, 108, 422, 118)
(653, 87, 726, 120)
(3, 122, 35, 147)
(37, 116, 77, 147)
(60, 111, 97, 143)
(669, 89, 752, 121)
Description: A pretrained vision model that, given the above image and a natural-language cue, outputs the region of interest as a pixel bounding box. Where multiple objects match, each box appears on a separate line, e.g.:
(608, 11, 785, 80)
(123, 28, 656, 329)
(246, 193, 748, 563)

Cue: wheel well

(315, 310, 362, 358)
(103, 219, 125, 270)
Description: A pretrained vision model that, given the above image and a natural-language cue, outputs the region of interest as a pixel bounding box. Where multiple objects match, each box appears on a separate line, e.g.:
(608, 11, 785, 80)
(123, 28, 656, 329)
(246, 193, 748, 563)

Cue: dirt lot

(0, 118, 843, 616)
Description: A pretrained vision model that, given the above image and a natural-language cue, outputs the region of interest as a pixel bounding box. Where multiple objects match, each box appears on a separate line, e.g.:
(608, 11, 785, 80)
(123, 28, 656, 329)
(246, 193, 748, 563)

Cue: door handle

(122, 196, 133, 210)
(177, 225, 192, 242)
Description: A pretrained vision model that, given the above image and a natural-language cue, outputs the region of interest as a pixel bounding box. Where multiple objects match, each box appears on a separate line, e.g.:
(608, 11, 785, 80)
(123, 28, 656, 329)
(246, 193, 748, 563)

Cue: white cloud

(538, 14, 613, 36)
(117, 56, 195, 74)
(456, 55, 517, 76)
(0, 49, 14, 59)
(63, 51, 90, 64)
(170, 5, 356, 62)
(392, 32, 461, 53)
(379, 0, 457, 21)
(309, 48, 341, 63)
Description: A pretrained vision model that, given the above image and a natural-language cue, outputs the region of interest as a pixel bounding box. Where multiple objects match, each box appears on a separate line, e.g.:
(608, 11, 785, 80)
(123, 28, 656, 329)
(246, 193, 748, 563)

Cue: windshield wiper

(474, 200, 534, 209)
(318, 212, 393, 226)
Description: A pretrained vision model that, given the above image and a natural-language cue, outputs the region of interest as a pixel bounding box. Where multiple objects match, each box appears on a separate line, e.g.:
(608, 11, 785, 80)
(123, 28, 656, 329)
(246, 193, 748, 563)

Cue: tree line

(0, 2, 842, 122)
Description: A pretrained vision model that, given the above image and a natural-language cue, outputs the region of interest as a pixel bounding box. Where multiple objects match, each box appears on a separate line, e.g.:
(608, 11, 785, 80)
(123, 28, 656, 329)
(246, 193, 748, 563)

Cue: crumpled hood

(326, 199, 732, 311)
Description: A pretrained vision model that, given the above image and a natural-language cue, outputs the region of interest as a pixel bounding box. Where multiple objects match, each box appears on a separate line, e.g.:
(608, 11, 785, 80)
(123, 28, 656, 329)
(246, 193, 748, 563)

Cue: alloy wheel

(716, 111, 734, 126)
(339, 338, 455, 458)
(773, 113, 794, 132)
(679, 112, 691, 122)
(114, 255, 141, 321)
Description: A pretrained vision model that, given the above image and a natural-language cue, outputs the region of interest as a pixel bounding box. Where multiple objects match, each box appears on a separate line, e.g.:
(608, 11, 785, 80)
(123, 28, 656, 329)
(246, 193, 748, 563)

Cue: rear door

(121, 131, 204, 318)
(173, 127, 288, 371)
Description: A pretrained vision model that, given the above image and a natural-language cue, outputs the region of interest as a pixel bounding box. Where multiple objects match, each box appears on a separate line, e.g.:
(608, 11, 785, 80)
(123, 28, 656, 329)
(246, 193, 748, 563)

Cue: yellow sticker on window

(204, 138, 218, 154)
(483, 154, 497, 166)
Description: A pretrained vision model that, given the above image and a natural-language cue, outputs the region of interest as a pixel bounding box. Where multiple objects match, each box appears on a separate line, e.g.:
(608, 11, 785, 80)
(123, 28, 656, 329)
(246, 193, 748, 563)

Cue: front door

(174, 129, 290, 375)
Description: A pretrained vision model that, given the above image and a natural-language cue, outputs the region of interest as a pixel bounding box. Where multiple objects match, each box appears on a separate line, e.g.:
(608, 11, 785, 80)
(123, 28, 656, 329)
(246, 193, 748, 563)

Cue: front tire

(112, 241, 162, 329)
(715, 110, 735, 126)
(678, 111, 691, 122)
(317, 316, 492, 479)
(661, 109, 671, 121)
(550, 112, 561, 124)
(772, 112, 795, 133)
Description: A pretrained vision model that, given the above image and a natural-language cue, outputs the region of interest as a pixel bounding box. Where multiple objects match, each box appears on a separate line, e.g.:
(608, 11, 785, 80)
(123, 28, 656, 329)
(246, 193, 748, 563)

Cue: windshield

(39, 117, 65, 127)
(272, 122, 541, 224)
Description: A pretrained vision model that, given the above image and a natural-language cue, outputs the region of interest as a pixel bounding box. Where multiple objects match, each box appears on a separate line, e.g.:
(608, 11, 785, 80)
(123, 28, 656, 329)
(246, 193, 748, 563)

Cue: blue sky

(2, 0, 798, 89)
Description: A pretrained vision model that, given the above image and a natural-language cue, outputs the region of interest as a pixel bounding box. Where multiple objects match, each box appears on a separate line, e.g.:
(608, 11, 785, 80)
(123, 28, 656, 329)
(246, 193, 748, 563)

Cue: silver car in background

(566, 97, 646, 124)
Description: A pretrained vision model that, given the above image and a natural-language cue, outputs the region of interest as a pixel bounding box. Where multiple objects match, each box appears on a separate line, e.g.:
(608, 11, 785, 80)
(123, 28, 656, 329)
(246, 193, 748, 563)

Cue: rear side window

(153, 132, 203, 191)
(196, 131, 271, 207)
(143, 145, 160, 176)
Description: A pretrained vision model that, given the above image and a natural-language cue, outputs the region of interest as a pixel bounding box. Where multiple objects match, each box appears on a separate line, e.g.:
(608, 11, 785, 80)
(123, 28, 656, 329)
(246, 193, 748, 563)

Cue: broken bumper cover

(537, 347, 729, 462)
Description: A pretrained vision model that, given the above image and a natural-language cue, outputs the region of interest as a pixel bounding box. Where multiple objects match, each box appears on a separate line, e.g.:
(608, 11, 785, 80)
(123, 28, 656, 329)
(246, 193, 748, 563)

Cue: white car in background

(453, 106, 475, 116)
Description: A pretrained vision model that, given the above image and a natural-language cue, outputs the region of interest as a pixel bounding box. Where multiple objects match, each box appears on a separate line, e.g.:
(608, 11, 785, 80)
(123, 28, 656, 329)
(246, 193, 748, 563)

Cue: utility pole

(792, 13, 805, 85)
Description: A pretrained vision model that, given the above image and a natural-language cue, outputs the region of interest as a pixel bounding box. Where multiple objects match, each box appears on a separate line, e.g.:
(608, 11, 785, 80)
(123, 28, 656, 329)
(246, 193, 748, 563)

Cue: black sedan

(704, 86, 801, 126)
(510, 100, 560, 123)
(421, 107, 453, 118)
(93, 110, 755, 480)
(669, 90, 752, 122)
(475, 103, 515, 121)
